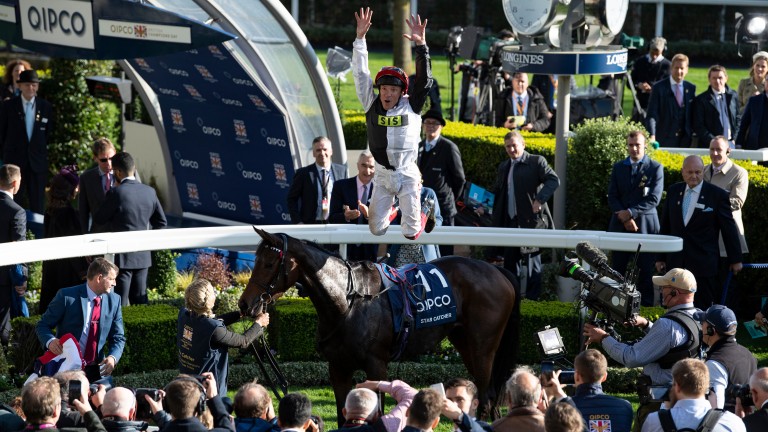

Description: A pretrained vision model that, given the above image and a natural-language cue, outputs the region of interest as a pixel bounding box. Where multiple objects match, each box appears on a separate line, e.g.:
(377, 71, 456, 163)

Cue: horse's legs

(449, 323, 503, 420)
(329, 362, 355, 427)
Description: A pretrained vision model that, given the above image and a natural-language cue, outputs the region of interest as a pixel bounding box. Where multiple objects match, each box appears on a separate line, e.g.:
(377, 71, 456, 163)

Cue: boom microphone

(576, 242, 625, 283)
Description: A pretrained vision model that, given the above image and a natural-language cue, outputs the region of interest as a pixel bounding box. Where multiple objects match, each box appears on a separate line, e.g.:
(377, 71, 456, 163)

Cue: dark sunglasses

(99, 157, 113, 162)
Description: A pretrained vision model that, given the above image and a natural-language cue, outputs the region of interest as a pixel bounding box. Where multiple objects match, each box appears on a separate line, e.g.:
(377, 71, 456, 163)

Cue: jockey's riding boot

(388, 206, 400, 223)
(423, 198, 436, 233)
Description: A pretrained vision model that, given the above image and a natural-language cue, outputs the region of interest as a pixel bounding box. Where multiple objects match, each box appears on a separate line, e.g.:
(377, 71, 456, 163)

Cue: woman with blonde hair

(737, 51, 768, 113)
(177, 278, 269, 396)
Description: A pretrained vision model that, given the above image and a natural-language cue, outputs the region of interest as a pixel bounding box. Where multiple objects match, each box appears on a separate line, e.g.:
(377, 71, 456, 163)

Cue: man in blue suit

(36, 258, 126, 377)
(607, 131, 664, 306)
(329, 151, 377, 261)
(0, 164, 26, 344)
(94, 152, 167, 306)
(656, 155, 743, 309)
(287, 136, 348, 224)
(693, 65, 740, 148)
(735, 78, 768, 150)
(647, 54, 695, 147)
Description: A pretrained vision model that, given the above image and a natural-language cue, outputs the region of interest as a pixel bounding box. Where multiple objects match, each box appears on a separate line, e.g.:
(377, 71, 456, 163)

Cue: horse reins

(250, 234, 289, 314)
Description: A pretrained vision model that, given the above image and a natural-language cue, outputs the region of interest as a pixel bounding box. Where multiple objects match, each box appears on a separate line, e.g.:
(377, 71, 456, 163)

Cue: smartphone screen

(430, 382, 445, 397)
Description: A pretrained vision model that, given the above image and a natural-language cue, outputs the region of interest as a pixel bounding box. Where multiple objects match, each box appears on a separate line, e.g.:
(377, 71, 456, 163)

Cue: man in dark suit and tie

(93, 152, 167, 306)
(36, 258, 126, 377)
(0, 70, 53, 213)
(329, 151, 377, 261)
(418, 110, 465, 256)
(607, 131, 664, 306)
(743, 368, 768, 431)
(656, 155, 743, 309)
(647, 54, 696, 147)
(735, 78, 768, 150)
(693, 65, 740, 148)
(0, 164, 26, 344)
(78, 138, 116, 234)
(287, 136, 347, 224)
(490, 131, 559, 300)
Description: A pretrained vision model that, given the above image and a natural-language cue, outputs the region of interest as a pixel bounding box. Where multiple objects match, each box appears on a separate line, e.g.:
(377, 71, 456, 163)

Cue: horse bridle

(251, 234, 289, 314)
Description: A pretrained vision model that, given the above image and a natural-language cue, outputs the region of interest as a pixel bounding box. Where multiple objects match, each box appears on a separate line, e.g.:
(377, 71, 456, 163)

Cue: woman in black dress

(39, 166, 89, 314)
(0, 59, 31, 100)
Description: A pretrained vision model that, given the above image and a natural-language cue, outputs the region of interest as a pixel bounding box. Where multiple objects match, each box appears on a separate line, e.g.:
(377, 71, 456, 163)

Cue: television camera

(560, 241, 642, 340)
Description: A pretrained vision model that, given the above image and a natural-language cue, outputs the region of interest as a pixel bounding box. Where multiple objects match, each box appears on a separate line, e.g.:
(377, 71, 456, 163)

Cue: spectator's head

(498, 29, 515, 41)
(0, 164, 21, 194)
(164, 375, 208, 420)
(544, 402, 583, 432)
(234, 382, 272, 419)
(681, 154, 704, 189)
(503, 131, 526, 161)
(54, 369, 88, 408)
(22, 377, 61, 426)
(343, 388, 378, 423)
(671, 359, 709, 403)
(278, 393, 313, 430)
(445, 378, 479, 418)
(312, 136, 333, 168)
(16, 69, 39, 99)
(86, 258, 118, 295)
(505, 366, 542, 409)
(707, 65, 728, 93)
(626, 130, 647, 162)
(357, 151, 375, 184)
(375, 66, 408, 110)
(185, 279, 216, 318)
(648, 37, 666, 60)
(696, 305, 737, 348)
(92, 138, 116, 173)
(670, 54, 689, 83)
(4, 59, 31, 86)
(749, 367, 768, 408)
(652, 268, 697, 308)
(101, 387, 137, 420)
(574, 349, 608, 385)
(422, 110, 446, 140)
(111, 152, 136, 179)
(48, 165, 80, 208)
(709, 136, 731, 167)
(751, 51, 768, 80)
(511, 72, 529, 95)
(405, 389, 443, 431)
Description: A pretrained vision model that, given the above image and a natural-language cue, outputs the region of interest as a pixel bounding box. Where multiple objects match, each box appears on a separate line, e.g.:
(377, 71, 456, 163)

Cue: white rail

(0, 225, 682, 266)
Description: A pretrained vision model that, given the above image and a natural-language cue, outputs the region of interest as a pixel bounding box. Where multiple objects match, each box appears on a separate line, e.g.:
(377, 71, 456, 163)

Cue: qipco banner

(128, 45, 295, 225)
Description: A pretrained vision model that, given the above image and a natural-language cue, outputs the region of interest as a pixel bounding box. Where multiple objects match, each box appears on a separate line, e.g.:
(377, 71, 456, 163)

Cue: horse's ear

(253, 227, 276, 245)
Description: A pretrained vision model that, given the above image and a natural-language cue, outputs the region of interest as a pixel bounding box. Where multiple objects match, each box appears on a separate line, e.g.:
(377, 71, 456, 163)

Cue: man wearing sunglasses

(79, 138, 116, 234)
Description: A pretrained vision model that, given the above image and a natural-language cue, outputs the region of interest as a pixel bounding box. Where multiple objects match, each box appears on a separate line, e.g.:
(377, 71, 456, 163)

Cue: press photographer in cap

(695, 304, 756, 411)
(583, 268, 702, 431)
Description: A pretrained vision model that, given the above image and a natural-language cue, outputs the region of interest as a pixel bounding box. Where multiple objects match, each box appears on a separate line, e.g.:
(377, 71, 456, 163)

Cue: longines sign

(500, 46, 628, 75)
(20, 0, 95, 49)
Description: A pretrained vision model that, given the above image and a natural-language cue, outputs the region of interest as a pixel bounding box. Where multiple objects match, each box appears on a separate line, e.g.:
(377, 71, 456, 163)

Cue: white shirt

(642, 398, 746, 432)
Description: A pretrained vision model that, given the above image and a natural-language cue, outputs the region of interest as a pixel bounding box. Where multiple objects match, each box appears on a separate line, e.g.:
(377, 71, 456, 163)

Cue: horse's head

(239, 228, 299, 317)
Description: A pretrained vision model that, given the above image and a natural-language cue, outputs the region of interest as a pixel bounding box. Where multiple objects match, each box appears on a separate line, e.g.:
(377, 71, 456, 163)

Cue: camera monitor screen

(537, 327, 565, 357)
(466, 183, 495, 214)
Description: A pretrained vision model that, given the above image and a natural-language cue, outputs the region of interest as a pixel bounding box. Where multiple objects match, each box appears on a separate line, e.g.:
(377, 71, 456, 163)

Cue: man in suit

(630, 37, 671, 119)
(693, 65, 740, 148)
(655, 155, 743, 309)
(287, 136, 347, 224)
(647, 54, 695, 147)
(36, 258, 126, 377)
(742, 368, 768, 431)
(491, 131, 559, 300)
(0, 70, 53, 213)
(607, 130, 664, 306)
(0, 164, 26, 344)
(418, 110, 465, 256)
(495, 72, 551, 133)
(735, 78, 768, 150)
(329, 151, 377, 261)
(79, 138, 116, 234)
(93, 152, 167, 306)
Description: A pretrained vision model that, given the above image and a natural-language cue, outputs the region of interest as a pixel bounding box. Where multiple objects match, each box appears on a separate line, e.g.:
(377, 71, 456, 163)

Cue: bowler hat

(422, 110, 445, 126)
(17, 70, 39, 84)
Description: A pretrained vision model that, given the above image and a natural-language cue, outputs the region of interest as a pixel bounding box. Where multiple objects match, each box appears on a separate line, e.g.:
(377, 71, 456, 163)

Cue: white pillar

(655, 1, 664, 37)
(292, 0, 299, 22)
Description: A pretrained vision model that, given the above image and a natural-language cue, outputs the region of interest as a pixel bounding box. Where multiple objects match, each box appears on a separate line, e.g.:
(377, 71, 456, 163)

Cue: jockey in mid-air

(352, 7, 436, 240)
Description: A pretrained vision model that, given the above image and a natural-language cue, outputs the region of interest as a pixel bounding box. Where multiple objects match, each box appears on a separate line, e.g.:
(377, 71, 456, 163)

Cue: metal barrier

(0, 224, 682, 266)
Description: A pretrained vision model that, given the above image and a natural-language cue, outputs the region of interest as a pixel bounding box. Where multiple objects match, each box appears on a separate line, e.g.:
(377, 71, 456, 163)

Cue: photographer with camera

(583, 268, 703, 431)
(233, 382, 279, 432)
(99, 387, 149, 432)
(541, 350, 633, 432)
(21, 376, 106, 432)
(147, 372, 234, 432)
(695, 305, 756, 411)
(741, 368, 768, 431)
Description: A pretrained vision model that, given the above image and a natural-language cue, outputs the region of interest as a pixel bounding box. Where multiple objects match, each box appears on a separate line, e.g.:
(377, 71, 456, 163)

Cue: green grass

(315, 48, 749, 123)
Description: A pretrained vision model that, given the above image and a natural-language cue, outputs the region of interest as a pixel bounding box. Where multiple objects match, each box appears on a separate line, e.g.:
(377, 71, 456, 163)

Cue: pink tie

(105, 172, 111, 192)
(673, 84, 683, 107)
(84, 297, 101, 364)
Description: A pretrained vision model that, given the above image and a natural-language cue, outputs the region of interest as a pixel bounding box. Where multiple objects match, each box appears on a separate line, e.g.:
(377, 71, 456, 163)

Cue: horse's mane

(300, 239, 343, 259)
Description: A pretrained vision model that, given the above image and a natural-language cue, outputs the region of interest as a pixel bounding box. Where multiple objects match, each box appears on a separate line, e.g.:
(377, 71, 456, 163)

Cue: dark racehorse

(240, 228, 520, 422)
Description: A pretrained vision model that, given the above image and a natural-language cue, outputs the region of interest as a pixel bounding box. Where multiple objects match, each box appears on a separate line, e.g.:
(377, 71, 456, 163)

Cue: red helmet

(375, 66, 409, 94)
